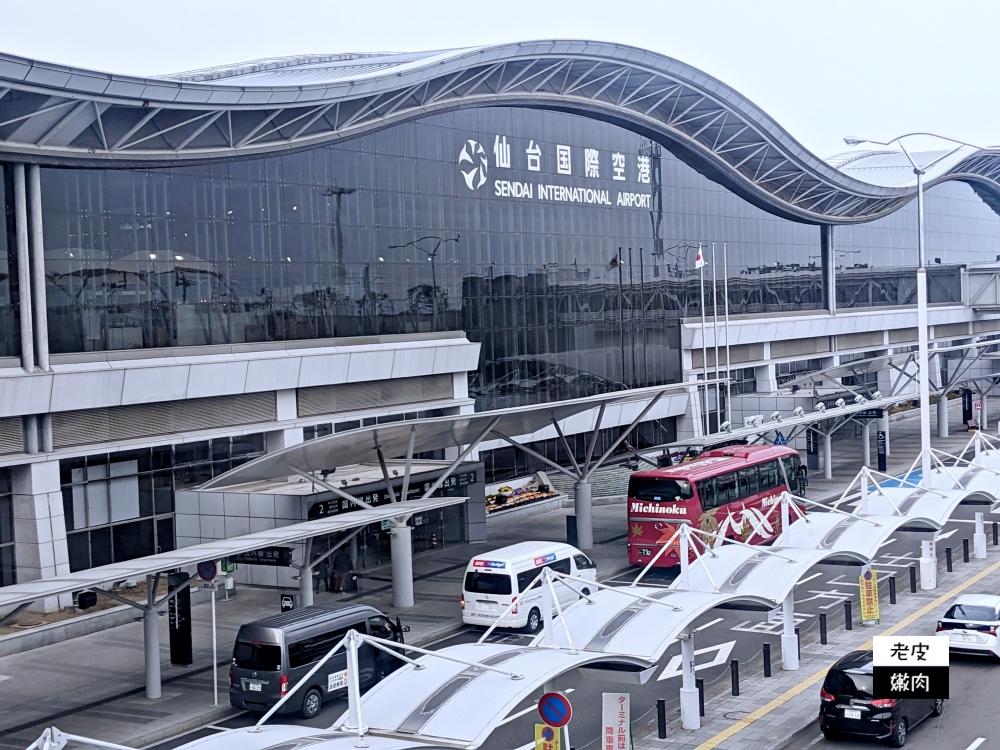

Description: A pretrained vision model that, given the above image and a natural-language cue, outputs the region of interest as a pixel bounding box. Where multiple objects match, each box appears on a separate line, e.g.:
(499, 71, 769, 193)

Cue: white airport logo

(458, 139, 488, 190)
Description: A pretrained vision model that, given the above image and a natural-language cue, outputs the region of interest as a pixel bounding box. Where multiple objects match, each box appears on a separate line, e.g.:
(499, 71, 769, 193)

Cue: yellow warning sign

(535, 723, 561, 750)
(859, 568, 880, 623)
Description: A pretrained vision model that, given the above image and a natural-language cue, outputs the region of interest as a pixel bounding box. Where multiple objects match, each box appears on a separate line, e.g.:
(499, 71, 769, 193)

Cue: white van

(461, 541, 597, 633)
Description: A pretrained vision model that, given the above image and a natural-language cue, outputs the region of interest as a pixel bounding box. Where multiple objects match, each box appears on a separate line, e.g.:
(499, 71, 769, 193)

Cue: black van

(230, 602, 407, 718)
(818, 650, 942, 746)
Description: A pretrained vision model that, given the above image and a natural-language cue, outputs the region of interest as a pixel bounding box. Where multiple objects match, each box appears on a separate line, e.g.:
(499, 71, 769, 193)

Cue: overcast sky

(3, 0, 996, 158)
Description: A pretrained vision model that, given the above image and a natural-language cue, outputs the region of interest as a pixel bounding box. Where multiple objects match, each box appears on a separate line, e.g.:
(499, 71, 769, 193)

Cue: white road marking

(936, 529, 959, 540)
(499, 688, 576, 725)
(0, 675, 9, 682)
(965, 739, 985, 750)
(658, 640, 736, 680)
(794, 573, 822, 586)
(694, 617, 723, 633)
(878, 538, 898, 547)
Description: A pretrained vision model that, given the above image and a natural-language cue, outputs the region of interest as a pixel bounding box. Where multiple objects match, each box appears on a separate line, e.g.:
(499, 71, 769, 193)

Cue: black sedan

(818, 650, 943, 746)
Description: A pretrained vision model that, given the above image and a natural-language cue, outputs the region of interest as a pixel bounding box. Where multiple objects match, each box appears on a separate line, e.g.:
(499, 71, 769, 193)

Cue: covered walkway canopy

(332, 642, 651, 749)
(202, 382, 697, 550)
(0, 496, 465, 701)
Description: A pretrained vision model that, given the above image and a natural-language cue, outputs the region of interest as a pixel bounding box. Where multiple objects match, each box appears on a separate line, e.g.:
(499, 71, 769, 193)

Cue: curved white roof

(334, 642, 649, 748)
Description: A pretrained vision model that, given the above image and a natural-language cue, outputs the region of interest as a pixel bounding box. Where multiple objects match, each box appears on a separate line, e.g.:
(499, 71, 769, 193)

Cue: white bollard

(919, 539, 937, 590)
(974, 512, 987, 559)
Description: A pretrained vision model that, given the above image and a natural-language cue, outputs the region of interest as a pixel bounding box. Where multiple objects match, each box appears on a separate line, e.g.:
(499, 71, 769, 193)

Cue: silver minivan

(229, 602, 407, 718)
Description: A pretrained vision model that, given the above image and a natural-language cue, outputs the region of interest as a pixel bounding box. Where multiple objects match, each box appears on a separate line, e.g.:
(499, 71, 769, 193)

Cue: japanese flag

(694, 247, 706, 268)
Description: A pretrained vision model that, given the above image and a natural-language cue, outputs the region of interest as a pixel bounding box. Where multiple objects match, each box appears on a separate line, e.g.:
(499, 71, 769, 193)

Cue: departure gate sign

(873, 636, 949, 699)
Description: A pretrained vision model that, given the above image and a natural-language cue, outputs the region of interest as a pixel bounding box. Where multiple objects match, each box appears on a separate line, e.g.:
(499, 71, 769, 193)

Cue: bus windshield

(628, 477, 693, 502)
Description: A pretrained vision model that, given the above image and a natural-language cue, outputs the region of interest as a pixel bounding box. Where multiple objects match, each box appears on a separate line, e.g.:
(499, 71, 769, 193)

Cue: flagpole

(712, 243, 721, 429)
(698, 244, 710, 436)
(723, 243, 732, 425)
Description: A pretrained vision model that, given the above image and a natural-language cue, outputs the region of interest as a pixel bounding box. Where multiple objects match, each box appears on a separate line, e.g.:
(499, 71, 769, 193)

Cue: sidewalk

(631, 522, 1000, 750)
(0, 499, 631, 750)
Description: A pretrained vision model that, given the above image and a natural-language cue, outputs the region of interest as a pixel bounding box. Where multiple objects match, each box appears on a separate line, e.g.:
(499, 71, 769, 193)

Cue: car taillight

(460, 596, 465, 608)
(511, 596, 518, 615)
(989, 625, 998, 636)
(228, 667, 233, 688)
(872, 699, 897, 708)
(936, 621, 945, 632)
(820, 688, 834, 702)
(279, 674, 289, 696)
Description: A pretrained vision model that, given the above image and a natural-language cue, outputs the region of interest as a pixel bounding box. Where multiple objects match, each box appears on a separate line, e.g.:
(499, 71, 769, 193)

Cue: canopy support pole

(298, 538, 314, 608)
(862, 420, 871, 467)
(679, 630, 699, 730)
(781, 592, 799, 671)
(823, 431, 832, 480)
(390, 522, 414, 608)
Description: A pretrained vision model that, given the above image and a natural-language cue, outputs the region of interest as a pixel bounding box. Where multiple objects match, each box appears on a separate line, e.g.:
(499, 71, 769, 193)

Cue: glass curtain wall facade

(60, 434, 264, 572)
(0, 107, 996, 398)
(0, 469, 13, 587)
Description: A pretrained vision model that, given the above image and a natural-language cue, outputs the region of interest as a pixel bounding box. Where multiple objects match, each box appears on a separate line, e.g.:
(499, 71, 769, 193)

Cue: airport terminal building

(2, 41, 1000, 597)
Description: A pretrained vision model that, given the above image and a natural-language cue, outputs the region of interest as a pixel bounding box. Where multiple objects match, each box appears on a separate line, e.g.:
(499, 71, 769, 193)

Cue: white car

(936, 593, 1000, 658)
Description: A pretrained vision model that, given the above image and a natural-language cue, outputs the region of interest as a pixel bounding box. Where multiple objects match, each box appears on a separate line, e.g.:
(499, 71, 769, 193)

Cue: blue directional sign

(774, 432, 787, 446)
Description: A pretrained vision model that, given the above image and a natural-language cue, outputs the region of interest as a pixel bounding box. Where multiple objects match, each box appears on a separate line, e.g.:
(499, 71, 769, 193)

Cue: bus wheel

(524, 608, 542, 634)
(301, 687, 323, 719)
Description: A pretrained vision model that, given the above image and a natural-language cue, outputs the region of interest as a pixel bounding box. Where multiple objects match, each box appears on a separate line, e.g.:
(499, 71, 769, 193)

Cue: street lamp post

(843, 133, 982, 483)
(389, 234, 460, 331)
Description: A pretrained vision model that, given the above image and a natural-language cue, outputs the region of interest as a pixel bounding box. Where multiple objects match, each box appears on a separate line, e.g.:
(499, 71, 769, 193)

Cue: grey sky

(2, 0, 996, 158)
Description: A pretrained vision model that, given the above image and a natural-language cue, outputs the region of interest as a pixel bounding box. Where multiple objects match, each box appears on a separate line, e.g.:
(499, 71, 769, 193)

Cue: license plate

(639, 548, 652, 556)
(959, 634, 977, 643)
(843, 709, 861, 720)
(249, 681, 262, 692)
(479, 601, 497, 611)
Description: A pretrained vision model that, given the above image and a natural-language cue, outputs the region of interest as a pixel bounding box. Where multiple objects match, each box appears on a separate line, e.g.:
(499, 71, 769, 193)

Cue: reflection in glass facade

(60, 434, 265, 572)
(2, 107, 998, 405)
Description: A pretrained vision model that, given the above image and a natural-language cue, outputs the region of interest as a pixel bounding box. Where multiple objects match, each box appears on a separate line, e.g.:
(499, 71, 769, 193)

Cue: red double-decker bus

(627, 444, 805, 568)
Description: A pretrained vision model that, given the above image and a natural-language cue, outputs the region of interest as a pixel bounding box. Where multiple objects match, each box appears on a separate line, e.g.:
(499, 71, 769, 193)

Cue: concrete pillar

(781, 593, 799, 671)
(981, 394, 989, 434)
(861, 421, 871, 467)
(679, 633, 700, 730)
(822, 432, 832, 480)
(574, 480, 593, 550)
(12, 461, 70, 612)
(937, 392, 949, 438)
(23, 415, 38, 455)
(390, 521, 414, 608)
(13, 164, 34, 372)
(28, 164, 49, 372)
(299, 538, 314, 607)
(40, 414, 53, 453)
(265, 427, 303, 453)
(299, 564, 314, 607)
(143, 575, 161, 700)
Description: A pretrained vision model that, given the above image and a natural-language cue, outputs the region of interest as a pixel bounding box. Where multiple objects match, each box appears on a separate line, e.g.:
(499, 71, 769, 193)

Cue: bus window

(628, 477, 694, 502)
(758, 460, 779, 491)
(716, 473, 738, 505)
(697, 478, 718, 509)
(738, 467, 759, 496)
(781, 455, 800, 488)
